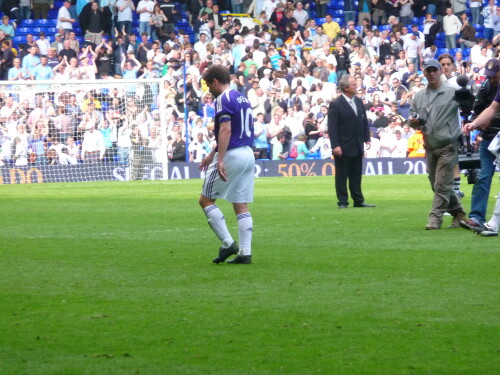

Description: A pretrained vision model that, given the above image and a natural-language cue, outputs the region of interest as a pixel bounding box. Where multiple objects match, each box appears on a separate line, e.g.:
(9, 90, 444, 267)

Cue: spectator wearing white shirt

(137, 0, 155, 38)
(310, 131, 332, 159)
(391, 130, 408, 157)
(293, 1, 308, 27)
(81, 122, 105, 163)
(56, 1, 75, 31)
(35, 32, 51, 56)
(403, 32, 422, 70)
(194, 33, 209, 61)
(443, 7, 461, 49)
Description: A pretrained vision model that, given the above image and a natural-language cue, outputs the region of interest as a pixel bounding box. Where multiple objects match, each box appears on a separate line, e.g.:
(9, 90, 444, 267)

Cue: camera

(408, 111, 425, 128)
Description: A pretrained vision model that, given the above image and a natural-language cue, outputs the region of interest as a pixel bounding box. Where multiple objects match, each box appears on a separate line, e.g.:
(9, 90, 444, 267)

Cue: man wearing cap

(460, 58, 500, 234)
(409, 58, 467, 230)
(57, 1, 75, 32)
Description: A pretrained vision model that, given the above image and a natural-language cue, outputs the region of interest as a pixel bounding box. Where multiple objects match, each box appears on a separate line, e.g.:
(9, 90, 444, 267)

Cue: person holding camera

(460, 59, 500, 233)
(409, 58, 467, 230)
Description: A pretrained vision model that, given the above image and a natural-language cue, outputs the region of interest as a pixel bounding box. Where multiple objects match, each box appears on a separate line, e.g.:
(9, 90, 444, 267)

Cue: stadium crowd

(0, 0, 498, 166)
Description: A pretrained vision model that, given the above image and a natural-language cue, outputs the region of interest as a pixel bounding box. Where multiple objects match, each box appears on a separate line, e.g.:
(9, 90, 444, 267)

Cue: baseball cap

(423, 58, 441, 71)
(484, 58, 500, 77)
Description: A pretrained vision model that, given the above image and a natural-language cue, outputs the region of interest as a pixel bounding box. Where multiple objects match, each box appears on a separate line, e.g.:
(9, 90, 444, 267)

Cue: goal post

(0, 78, 180, 184)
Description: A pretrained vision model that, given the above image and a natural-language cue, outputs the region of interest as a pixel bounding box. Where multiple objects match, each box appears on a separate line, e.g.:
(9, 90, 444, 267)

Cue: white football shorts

(202, 146, 255, 203)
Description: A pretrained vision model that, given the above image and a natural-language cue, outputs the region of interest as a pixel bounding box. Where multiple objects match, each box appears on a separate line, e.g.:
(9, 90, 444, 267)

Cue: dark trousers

(33, 3, 49, 19)
(334, 154, 364, 206)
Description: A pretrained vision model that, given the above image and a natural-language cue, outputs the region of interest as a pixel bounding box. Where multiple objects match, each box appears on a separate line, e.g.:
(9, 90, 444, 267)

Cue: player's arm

(465, 100, 500, 133)
(216, 120, 231, 182)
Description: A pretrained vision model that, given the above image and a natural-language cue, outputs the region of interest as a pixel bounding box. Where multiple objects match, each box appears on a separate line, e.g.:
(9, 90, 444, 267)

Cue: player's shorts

(202, 146, 255, 203)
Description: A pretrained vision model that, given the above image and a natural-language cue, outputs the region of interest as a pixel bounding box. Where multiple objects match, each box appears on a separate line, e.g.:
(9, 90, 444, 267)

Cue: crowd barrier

(1, 157, 429, 184)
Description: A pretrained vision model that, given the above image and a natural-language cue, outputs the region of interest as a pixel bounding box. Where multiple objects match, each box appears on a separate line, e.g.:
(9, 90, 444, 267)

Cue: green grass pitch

(0, 175, 499, 375)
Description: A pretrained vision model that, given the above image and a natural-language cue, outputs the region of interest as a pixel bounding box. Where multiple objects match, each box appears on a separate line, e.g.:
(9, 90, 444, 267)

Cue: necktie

(350, 99, 357, 116)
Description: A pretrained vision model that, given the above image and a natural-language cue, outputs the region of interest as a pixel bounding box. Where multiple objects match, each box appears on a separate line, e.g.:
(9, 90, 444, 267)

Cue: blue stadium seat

(436, 48, 449, 55)
(20, 19, 34, 26)
(12, 36, 25, 44)
(333, 17, 342, 25)
(32, 27, 47, 34)
(17, 27, 30, 35)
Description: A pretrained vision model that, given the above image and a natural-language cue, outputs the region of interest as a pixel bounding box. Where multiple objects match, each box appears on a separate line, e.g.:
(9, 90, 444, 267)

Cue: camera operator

(460, 58, 500, 233)
(409, 58, 467, 230)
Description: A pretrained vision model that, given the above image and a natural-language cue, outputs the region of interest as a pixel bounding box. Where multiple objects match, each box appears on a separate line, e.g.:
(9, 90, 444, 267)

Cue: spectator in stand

(187, 0, 203, 26)
(136, 32, 152, 67)
(29, 55, 54, 81)
(51, 33, 64, 54)
(443, 7, 461, 49)
(137, 0, 155, 38)
(22, 46, 40, 77)
(8, 57, 27, 81)
(458, 13, 476, 50)
(59, 39, 78, 61)
(482, 0, 496, 42)
(323, 14, 341, 43)
(0, 16, 15, 40)
(79, 2, 104, 45)
(32, 0, 54, 20)
(116, 0, 135, 35)
(33, 33, 50, 57)
(150, 4, 167, 43)
(0, 40, 13, 79)
(66, 31, 80, 54)
(470, 0, 482, 25)
(81, 121, 105, 163)
(57, 1, 76, 32)
(95, 39, 113, 78)
(19, 0, 31, 21)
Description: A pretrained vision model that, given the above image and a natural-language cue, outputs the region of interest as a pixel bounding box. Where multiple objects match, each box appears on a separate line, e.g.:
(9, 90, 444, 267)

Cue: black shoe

(338, 203, 348, 209)
(227, 254, 252, 264)
(354, 202, 376, 208)
(212, 242, 239, 264)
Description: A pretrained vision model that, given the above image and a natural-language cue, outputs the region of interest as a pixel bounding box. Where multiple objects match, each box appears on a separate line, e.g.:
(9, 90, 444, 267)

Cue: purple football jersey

(214, 88, 254, 150)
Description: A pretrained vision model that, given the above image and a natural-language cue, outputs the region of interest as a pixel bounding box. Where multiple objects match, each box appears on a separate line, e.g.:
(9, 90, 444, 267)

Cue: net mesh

(0, 78, 176, 184)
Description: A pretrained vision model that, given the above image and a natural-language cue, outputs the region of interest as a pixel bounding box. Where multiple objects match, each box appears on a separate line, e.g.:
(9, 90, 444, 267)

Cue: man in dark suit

(328, 75, 375, 209)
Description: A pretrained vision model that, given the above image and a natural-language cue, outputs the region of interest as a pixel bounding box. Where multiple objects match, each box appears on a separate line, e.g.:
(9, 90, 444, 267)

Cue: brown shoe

(448, 213, 467, 228)
(425, 223, 441, 230)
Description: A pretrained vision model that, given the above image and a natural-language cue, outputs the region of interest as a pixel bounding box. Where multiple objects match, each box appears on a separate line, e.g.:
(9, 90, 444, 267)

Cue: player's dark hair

(438, 53, 455, 64)
(202, 65, 231, 85)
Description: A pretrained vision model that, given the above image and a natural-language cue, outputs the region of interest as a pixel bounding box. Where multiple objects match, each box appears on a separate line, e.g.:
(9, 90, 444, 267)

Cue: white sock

(237, 212, 252, 256)
(487, 195, 500, 232)
(204, 205, 234, 248)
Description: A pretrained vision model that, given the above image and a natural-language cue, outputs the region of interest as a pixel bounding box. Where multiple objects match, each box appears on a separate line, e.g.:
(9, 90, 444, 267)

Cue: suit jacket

(328, 95, 370, 158)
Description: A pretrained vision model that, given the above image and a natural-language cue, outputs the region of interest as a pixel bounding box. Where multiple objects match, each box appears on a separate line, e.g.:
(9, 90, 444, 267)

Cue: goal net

(0, 78, 179, 184)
